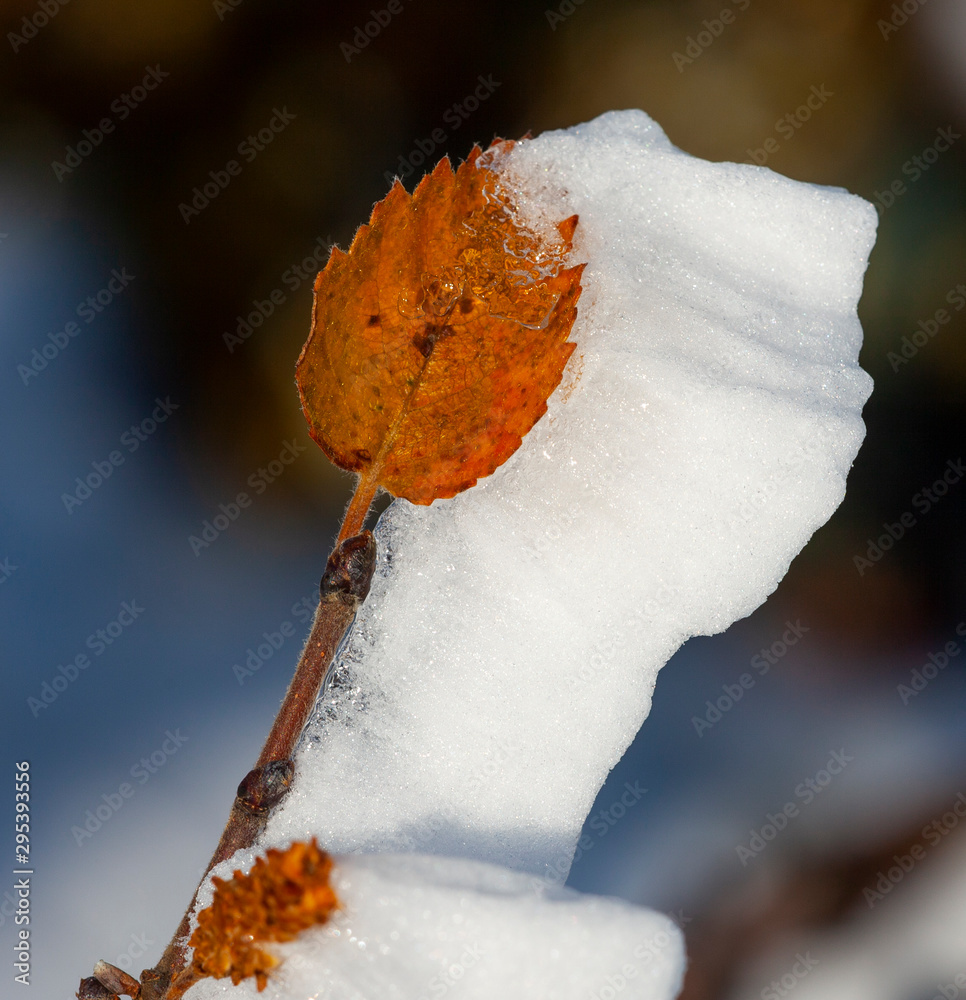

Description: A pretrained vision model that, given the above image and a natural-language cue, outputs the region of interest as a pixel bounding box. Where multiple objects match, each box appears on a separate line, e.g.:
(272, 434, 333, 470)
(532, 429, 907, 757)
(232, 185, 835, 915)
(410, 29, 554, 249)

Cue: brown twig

(81, 532, 376, 1000)
(257, 531, 375, 767)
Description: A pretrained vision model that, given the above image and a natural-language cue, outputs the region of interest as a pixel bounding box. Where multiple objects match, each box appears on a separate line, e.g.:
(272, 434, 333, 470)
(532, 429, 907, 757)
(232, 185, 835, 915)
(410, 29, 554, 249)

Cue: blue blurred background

(1, 1, 964, 998)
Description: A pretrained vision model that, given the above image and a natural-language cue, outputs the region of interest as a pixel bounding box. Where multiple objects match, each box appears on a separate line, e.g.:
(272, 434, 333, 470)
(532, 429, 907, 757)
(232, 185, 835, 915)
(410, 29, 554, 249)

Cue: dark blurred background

(1, 1, 964, 998)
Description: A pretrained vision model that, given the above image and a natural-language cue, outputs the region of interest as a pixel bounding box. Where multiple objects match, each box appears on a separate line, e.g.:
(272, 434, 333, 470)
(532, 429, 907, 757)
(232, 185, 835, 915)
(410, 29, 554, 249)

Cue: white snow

(184, 109, 876, 1000)
(267, 109, 875, 872)
(185, 853, 684, 1000)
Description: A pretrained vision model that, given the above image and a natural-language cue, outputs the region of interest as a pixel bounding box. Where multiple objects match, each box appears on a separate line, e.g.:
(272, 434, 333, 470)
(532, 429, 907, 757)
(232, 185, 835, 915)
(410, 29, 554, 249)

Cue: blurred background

(1, 1, 964, 998)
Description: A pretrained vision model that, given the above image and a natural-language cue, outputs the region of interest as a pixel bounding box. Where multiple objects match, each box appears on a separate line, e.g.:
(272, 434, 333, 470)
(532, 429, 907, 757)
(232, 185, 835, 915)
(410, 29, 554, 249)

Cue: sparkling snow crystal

(185, 110, 876, 1000)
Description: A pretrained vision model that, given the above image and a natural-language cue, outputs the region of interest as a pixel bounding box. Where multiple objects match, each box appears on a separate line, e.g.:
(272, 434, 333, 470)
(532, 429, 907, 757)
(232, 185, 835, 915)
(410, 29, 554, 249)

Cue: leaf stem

(336, 471, 380, 545)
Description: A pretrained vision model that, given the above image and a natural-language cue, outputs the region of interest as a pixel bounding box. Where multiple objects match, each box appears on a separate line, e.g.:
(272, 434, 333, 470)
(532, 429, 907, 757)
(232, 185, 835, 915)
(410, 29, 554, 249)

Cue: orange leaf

(296, 139, 584, 538)
(189, 839, 339, 992)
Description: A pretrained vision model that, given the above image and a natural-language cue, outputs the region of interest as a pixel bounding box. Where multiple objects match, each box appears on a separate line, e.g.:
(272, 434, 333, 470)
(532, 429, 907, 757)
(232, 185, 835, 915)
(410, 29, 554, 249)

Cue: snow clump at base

(184, 109, 876, 1000)
(184, 853, 684, 1000)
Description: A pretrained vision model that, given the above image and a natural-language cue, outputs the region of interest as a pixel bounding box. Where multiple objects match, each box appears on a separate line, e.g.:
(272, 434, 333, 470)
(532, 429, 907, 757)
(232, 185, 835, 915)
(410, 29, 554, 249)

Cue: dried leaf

(296, 139, 584, 536)
(189, 839, 338, 992)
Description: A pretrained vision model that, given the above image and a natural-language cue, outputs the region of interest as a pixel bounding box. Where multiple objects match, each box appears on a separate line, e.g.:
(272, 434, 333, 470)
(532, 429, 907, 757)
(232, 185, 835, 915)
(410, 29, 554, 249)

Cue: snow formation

(185, 109, 876, 1000)
(186, 853, 684, 1000)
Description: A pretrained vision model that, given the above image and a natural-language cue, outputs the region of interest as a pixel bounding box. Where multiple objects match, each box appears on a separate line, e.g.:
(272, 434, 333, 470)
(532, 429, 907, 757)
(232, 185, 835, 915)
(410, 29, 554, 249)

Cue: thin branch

(257, 531, 376, 765)
(108, 532, 376, 1000)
